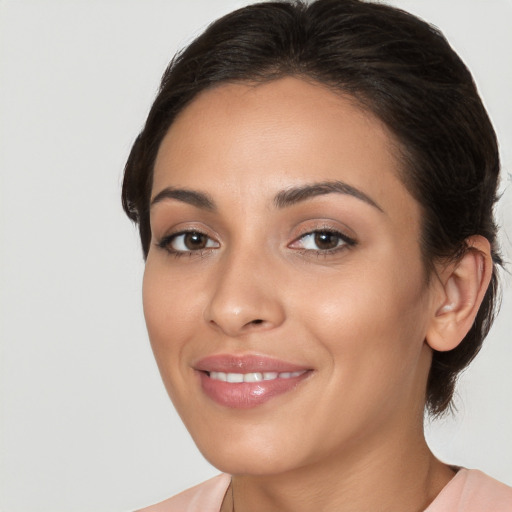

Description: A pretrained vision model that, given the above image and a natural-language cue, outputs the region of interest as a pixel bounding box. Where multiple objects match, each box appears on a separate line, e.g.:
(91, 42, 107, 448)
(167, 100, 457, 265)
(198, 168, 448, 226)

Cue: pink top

(137, 469, 512, 511)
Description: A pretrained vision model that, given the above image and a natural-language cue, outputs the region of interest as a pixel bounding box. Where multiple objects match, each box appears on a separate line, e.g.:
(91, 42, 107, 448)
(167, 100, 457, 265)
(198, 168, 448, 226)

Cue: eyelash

(290, 228, 356, 256)
(156, 230, 219, 258)
(156, 228, 356, 258)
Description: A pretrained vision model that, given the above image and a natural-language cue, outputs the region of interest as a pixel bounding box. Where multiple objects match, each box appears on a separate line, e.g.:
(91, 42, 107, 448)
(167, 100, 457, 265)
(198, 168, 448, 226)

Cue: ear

(426, 235, 493, 352)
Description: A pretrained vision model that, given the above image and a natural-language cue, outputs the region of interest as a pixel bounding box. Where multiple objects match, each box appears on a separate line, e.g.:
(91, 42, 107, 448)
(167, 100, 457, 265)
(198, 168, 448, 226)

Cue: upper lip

(194, 354, 311, 373)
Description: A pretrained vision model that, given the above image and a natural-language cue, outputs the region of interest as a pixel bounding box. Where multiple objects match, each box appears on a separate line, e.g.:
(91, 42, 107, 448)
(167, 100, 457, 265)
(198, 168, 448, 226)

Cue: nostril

(251, 319, 264, 325)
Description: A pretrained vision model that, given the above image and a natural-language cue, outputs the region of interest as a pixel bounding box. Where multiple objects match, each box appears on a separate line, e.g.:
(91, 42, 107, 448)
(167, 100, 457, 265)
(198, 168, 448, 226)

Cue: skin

(143, 77, 463, 511)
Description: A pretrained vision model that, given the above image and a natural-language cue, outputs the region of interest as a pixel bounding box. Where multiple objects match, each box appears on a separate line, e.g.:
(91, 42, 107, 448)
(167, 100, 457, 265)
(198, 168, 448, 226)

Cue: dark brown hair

(122, 0, 502, 415)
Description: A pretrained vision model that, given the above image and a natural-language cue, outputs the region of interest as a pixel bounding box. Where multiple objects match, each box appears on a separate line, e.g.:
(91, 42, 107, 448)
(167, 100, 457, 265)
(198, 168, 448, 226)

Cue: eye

(290, 229, 356, 252)
(158, 231, 220, 254)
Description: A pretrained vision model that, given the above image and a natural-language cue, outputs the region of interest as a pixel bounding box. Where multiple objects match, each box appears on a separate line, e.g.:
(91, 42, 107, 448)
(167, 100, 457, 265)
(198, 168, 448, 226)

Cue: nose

(203, 249, 286, 337)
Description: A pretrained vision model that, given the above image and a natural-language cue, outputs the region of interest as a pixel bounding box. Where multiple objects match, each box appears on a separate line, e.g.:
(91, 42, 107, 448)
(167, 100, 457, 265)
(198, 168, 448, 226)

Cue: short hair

(122, 0, 502, 415)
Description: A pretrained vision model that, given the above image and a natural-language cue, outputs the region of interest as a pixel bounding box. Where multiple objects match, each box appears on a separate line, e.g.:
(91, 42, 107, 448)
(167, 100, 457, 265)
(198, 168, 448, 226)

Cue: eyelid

(156, 227, 220, 255)
(153, 220, 356, 257)
(288, 224, 357, 254)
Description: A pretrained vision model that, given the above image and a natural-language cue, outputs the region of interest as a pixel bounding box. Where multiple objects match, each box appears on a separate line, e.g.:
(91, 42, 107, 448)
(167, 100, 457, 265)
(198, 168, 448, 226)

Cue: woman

(122, 0, 512, 510)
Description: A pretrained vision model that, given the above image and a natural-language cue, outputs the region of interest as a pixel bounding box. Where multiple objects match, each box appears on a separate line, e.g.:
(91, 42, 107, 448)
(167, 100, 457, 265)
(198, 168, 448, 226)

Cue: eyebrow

(150, 187, 216, 211)
(150, 180, 383, 213)
(274, 181, 383, 212)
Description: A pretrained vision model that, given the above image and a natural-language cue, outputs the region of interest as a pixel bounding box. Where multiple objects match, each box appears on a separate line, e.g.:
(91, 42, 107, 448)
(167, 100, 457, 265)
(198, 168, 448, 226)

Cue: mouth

(208, 370, 307, 383)
(194, 354, 313, 409)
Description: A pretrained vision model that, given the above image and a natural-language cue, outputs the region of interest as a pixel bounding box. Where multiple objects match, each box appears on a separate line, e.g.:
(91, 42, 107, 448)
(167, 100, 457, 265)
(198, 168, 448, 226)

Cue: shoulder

(427, 469, 512, 512)
(459, 470, 512, 511)
(135, 474, 231, 512)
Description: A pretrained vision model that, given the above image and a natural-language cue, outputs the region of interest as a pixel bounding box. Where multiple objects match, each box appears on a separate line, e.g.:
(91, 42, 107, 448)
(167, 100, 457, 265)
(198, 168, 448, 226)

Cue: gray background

(1, 1, 511, 510)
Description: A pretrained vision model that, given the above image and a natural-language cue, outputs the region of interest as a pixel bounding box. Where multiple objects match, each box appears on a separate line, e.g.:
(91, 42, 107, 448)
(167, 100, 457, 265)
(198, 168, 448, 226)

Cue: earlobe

(426, 236, 492, 352)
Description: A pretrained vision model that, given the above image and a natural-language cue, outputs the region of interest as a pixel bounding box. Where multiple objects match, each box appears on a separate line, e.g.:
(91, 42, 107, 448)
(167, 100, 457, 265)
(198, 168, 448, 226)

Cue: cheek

(142, 261, 198, 365)
(142, 261, 207, 415)
(298, 276, 430, 440)
(297, 249, 430, 382)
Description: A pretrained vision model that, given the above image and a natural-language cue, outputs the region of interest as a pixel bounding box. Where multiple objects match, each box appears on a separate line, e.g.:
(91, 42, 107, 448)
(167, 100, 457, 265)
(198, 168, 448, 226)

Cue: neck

(226, 418, 454, 512)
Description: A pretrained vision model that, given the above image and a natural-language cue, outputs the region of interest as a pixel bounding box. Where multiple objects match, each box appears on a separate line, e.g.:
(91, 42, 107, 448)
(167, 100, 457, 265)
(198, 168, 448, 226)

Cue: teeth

(209, 371, 305, 382)
(243, 372, 263, 382)
(226, 373, 244, 383)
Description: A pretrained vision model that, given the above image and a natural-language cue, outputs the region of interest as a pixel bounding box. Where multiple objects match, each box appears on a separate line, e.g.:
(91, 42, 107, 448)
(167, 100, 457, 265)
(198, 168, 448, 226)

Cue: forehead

(152, 77, 417, 222)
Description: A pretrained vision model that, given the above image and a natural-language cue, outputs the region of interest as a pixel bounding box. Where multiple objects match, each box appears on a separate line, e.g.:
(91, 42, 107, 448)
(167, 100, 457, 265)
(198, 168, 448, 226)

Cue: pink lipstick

(194, 355, 312, 409)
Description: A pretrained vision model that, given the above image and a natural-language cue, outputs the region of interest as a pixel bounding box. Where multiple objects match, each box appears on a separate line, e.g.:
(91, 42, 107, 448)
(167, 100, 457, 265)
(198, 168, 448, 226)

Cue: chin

(203, 450, 298, 477)
(189, 425, 306, 476)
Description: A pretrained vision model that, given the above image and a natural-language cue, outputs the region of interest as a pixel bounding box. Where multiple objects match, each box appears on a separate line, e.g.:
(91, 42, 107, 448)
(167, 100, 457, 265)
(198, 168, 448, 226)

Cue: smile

(208, 371, 306, 383)
(195, 355, 312, 409)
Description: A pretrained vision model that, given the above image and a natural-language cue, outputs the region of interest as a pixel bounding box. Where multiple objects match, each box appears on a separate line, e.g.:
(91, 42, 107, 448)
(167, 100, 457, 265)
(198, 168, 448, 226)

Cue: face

(143, 77, 436, 476)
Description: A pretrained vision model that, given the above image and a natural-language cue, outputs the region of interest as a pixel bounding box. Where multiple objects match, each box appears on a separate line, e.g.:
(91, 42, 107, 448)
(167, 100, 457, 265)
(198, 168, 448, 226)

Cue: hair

(122, 0, 502, 415)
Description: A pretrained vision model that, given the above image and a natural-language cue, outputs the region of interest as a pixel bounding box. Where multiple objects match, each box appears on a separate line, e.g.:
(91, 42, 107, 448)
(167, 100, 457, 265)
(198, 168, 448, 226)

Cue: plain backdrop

(1, 1, 511, 511)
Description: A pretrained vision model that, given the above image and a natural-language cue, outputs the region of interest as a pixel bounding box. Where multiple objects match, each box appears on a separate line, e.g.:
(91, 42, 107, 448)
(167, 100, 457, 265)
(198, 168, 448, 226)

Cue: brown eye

(314, 232, 340, 250)
(183, 232, 208, 250)
(289, 229, 356, 253)
(160, 231, 220, 253)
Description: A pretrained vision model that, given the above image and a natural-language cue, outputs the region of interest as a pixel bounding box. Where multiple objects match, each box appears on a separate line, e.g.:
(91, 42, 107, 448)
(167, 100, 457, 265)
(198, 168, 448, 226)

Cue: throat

(222, 446, 454, 512)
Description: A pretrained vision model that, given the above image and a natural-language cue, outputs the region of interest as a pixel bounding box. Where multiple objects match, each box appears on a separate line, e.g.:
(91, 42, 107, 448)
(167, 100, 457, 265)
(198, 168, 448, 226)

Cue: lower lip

(198, 371, 310, 409)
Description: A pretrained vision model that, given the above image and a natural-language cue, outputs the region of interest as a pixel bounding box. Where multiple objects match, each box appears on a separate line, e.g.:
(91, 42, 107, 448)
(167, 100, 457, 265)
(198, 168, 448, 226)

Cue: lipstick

(194, 354, 312, 409)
